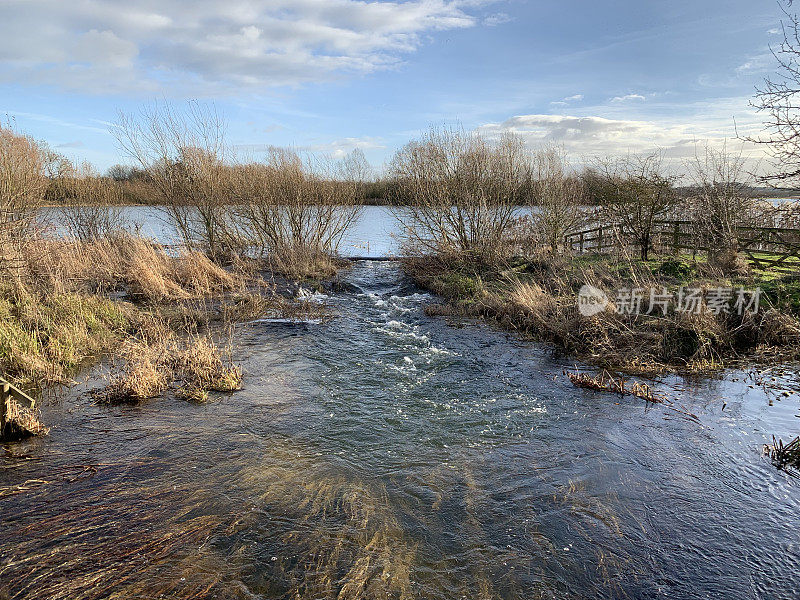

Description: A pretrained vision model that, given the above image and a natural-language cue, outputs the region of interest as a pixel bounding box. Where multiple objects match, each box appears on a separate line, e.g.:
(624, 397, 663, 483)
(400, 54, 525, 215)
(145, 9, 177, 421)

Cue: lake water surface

(42, 205, 404, 257)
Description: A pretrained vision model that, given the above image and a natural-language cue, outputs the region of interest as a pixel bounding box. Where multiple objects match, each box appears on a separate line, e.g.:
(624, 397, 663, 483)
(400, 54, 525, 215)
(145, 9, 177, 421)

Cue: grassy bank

(406, 252, 800, 375)
(0, 232, 334, 439)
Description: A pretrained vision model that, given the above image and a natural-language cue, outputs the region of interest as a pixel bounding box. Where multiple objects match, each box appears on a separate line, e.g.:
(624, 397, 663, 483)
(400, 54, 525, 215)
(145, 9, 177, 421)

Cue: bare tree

(530, 147, 586, 253)
(54, 162, 125, 240)
(231, 147, 366, 278)
(591, 152, 678, 261)
(0, 124, 48, 239)
(748, 0, 800, 187)
(113, 101, 234, 259)
(390, 127, 529, 261)
(685, 144, 757, 254)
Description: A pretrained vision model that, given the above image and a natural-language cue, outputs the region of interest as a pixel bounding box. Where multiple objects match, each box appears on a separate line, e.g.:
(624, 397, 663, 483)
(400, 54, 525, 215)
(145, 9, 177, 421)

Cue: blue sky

(0, 0, 788, 173)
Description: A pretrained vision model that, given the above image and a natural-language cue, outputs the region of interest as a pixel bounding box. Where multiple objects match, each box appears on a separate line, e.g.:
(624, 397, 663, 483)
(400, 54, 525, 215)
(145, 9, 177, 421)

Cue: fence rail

(0, 376, 36, 438)
(564, 220, 800, 273)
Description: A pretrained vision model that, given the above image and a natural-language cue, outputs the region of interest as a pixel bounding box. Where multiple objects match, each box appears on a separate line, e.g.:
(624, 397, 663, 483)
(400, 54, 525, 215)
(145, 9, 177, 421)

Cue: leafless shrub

(232, 147, 365, 279)
(390, 127, 529, 262)
(530, 147, 588, 252)
(113, 101, 235, 259)
(589, 152, 678, 261)
(684, 144, 759, 254)
(52, 162, 125, 240)
(0, 123, 49, 240)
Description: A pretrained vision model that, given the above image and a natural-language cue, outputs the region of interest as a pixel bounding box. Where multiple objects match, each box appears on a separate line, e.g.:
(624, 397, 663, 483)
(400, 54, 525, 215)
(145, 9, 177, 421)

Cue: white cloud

(302, 136, 385, 158)
(73, 30, 139, 68)
(56, 141, 86, 149)
(0, 0, 491, 94)
(735, 52, 773, 74)
(233, 135, 384, 159)
(483, 12, 512, 26)
(610, 93, 646, 103)
(476, 112, 765, 165)
(550, 93, 584, 106)
(1, 110, 109, 134)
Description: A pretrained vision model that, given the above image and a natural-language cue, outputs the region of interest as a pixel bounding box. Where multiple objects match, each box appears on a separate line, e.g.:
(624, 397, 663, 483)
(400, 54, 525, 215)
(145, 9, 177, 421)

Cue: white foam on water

(249, 317, 324, 325)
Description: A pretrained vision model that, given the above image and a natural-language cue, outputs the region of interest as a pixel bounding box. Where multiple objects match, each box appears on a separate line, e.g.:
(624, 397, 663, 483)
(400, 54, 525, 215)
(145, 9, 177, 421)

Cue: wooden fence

(0, 376, 36, 439)
(564, 220, 800, 273)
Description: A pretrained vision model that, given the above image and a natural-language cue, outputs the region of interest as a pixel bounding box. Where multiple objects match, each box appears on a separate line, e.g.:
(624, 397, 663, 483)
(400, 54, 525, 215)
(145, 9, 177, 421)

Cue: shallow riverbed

(1, 261, 799, 599)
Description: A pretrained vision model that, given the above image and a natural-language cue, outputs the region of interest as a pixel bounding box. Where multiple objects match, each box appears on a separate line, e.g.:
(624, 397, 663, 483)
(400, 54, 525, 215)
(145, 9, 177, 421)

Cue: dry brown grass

(0, 284, 132, 386)
(407, 252, 800, 375)
(101, 356, 170, 403)
(14, 233, 244, 301)
(96, 320, 243, 405)
(265, 244, 345, 281)
(0, 228, 314, 393)
(1, 397, 48, 441)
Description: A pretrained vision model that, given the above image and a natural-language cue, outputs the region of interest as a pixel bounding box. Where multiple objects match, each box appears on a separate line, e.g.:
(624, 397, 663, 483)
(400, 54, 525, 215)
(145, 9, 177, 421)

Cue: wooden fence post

(579, 231, 585, 253)
(673, 221, 680, 256)
(598, 226, 604, 253)
(0, 382, 8, 435)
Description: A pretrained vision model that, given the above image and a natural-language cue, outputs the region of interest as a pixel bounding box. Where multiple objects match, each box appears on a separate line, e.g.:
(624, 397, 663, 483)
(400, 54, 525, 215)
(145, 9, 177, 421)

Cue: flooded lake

(41, 205, 405, 257)
(1, 259, 799, 599)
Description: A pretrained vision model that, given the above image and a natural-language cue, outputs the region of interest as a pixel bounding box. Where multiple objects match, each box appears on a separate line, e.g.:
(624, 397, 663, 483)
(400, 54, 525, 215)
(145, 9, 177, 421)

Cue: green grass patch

(0, 288, 133, 385)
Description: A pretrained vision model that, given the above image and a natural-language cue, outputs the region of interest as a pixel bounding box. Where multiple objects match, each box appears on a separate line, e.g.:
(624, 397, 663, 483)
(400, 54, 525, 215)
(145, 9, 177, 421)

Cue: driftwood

(565, 367, 700, 422)
(566, 368, 665, 403)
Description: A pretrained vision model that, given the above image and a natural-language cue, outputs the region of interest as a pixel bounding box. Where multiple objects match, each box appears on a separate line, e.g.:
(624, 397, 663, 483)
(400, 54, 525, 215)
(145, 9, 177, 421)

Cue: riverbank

(404, 252, 800, 375)
(0, 233, 335, 438)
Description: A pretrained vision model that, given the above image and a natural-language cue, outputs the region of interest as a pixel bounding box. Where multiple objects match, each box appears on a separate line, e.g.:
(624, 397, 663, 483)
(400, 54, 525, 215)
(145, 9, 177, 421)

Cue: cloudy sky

(0, 0, 789, 171)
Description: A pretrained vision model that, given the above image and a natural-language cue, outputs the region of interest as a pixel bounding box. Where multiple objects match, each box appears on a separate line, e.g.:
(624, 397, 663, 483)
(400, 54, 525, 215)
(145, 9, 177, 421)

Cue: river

(1, 257, 799, 598)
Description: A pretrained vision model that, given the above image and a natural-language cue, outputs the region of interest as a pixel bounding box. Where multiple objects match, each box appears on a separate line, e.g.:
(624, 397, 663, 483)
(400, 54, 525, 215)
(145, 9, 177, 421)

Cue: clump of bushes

(654, 258, 697, 281)
(97, 320, 243, 405)
(114, 102, 366, 278)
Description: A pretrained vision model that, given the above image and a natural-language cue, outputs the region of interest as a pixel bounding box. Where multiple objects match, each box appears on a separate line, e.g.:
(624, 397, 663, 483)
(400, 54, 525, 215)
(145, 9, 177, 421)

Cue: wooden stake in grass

(0, 377, 47, 441)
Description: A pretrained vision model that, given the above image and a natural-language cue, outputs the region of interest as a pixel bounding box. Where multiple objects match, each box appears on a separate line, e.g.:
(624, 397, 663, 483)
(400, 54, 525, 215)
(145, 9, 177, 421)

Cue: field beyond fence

(565, 220, 800, 273)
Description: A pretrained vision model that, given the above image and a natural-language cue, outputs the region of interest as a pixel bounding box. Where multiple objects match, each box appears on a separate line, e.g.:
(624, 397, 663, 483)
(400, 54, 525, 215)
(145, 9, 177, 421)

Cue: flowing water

(1, 261, 800, 599)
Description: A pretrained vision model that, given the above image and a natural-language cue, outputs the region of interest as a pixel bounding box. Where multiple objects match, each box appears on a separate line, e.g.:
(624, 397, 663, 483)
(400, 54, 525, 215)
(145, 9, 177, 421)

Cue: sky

(0, 0, 790, 174)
